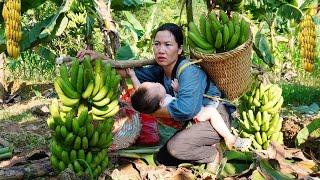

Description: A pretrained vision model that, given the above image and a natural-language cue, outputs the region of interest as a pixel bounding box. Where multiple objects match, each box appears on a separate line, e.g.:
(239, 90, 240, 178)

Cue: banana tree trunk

(269, 17, 276, 53)
(186, 0, 193, 25)
(94, 0, 120, 59)
(0, 53, 6, 106)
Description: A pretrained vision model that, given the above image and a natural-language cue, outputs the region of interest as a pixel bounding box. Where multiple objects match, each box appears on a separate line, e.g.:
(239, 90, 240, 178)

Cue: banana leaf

(259, 159, 296, 179)
(277, 3, 303, 22)
(299, 0, 318, 11)
(39, 0, 74, 39)
(251, 169, 266, 180)
(111, 0, 155, 10)
(295, 118, 320, 146)
(220, 162, 252, 177)
(116, 44, 135, 60)
(224, 150, 254, 161)
(253, 32, 275, 67)
(36, 46, 56, 62)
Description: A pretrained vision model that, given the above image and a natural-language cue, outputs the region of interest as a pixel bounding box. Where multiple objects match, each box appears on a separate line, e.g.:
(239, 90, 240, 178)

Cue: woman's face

(153, 30, 182, 67)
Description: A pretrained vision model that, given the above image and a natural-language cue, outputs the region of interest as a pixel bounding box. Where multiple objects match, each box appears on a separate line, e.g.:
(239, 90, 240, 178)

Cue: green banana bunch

(238, 82, 284, 150)
(216, 0, 243, 12)
(50, 138, 110, 177)
(48, 106, 114, 177)
(48, 56, 121, 177)
(188, 11, 250, 54)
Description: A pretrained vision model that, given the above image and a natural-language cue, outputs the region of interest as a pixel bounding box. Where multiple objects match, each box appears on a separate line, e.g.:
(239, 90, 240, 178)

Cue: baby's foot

(226, 137, 252, 151)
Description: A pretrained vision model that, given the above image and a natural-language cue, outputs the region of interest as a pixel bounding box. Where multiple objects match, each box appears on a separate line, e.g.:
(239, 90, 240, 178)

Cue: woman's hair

(154, 23, 184, 48)
(131, 87, 161, 114)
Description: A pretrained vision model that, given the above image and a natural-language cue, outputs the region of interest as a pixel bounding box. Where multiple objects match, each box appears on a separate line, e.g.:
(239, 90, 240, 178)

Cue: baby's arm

(127, 68, 141, 89)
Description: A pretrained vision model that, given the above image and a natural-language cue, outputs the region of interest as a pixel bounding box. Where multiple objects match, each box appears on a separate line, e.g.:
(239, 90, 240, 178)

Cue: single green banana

(76, 64, 84, 93)
(70, 58, 79, 89)
(54, 81, 79, 106)
(82, 80, 94, 99)
(199, 14, 207, 37)
(188, 21, 202, 38)
(188, 31, 214, 50)
(59, 64, 73, 89)
(93, 86, 109, 102)
(226, 23, 241, 50)
(56, 77, 80, 99)
(214, 30, 223, 49)
(219, 10, 229, 24)
(92, 73, 102, 97)
(205, 20, 214, 44)
(223, 24, 230, 45)
(101, 105, 119, 118)
(261, 111, 270, 132)
(93, 97, 111, 107)
(255, 131, 263, 145)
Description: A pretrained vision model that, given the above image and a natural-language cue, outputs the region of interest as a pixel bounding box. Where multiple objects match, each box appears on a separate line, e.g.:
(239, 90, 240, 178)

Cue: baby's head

(131, 82, 166, 114)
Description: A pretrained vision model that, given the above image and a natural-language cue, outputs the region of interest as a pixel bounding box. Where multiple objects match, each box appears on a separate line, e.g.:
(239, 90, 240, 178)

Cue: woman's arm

(134, 65, 163, 83)
(167, 65, 207, 121)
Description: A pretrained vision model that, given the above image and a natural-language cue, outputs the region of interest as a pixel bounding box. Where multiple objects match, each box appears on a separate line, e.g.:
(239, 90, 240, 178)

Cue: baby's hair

(131, 86, 161, 114)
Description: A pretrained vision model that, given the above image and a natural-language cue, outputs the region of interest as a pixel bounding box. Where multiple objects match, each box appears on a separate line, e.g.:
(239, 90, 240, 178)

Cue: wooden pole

(61, 56, 156, 68)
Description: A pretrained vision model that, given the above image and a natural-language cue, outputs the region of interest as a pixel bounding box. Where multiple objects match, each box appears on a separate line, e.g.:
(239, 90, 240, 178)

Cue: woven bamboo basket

(190, 31, 253, 100)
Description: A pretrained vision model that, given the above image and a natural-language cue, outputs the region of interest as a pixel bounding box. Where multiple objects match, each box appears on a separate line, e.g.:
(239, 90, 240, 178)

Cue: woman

(77, 23, 235, 168)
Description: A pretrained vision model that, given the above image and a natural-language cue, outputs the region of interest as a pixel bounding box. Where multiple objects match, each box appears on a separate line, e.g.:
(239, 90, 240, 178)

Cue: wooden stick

(60, 56, 156, 68)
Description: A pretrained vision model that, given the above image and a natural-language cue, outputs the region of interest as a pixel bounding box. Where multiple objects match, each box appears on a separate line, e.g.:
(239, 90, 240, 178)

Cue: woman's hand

(76, 49, 108, 60)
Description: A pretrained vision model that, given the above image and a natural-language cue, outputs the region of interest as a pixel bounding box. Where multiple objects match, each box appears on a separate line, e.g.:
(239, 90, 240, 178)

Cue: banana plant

(243, 0, 318, 67)
(0, 0, 156, 61)
(117, 7, 159, 59)
(0, 0, 75, 59)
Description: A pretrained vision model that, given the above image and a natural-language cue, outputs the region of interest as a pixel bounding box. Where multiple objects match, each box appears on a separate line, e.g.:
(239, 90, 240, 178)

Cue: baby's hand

(126, 68, 135, 77)
(171, 79, 179, 92)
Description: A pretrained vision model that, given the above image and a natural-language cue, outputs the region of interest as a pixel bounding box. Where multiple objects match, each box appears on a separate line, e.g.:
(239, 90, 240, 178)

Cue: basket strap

(203, 94, 235, 105)
(176, 59, 203, 78)
(176, 59, 235, 105)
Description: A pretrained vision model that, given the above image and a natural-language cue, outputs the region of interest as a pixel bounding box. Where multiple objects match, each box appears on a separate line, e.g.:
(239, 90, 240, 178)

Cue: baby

(127, 69, 251, 150)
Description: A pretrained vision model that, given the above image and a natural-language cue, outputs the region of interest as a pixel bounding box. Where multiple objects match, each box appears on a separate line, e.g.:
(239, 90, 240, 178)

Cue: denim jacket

(134, 57, 234, 121)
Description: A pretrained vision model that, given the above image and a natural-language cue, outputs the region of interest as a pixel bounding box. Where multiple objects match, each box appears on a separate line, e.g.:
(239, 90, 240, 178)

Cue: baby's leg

(206, 107, 237, 147)
(194, 106, 251, 150)
(195, 107, 235, 143)
(209, 108, 252, 150)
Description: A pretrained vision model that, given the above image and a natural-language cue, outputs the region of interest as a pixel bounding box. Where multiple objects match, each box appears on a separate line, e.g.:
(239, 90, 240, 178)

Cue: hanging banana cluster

(2, 0, 22, 58)
(188, 10, 250, 54)
(47, 57, 121, 177)
(298, 13, 317, 73)
(238, 82, 284, 150)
